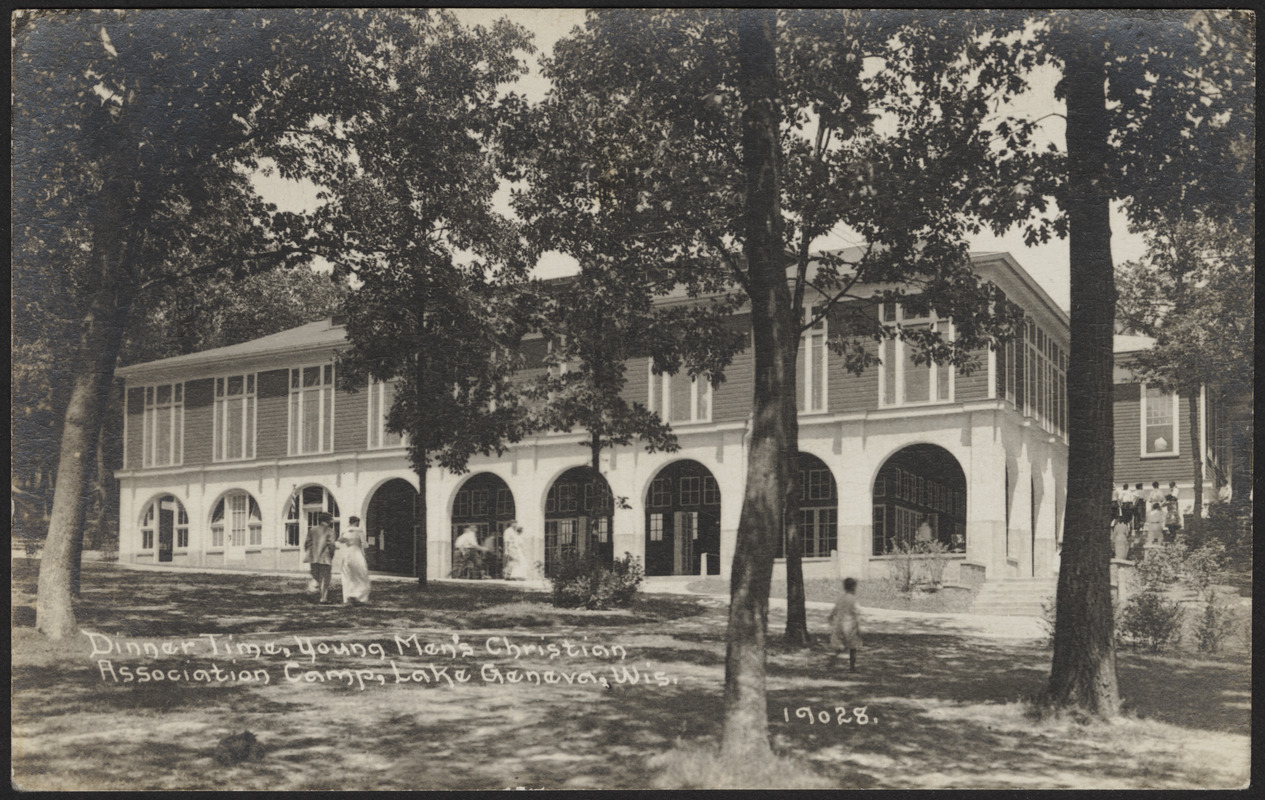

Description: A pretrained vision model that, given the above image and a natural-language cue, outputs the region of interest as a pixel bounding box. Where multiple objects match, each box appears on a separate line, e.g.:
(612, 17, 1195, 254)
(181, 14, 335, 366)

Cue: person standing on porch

(502, 521, 527, 580)
(303, 512, 336, 604)
(337, 516, 371, 605)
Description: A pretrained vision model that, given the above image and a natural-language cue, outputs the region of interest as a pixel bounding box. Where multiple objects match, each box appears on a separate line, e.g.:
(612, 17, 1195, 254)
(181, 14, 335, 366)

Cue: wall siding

(256, 368, 290, 458)
(1113, 383, 1199, 485)
(183, 378, 214, 465)
(125, 387, 145, 469)
(954, 347, 992, 402)
(334, 382, 368, 453)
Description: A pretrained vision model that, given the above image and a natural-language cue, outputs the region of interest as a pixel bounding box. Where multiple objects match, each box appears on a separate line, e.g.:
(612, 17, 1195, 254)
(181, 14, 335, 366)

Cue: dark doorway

(645, 460, 721, 576)
(366, 478, 419, 575)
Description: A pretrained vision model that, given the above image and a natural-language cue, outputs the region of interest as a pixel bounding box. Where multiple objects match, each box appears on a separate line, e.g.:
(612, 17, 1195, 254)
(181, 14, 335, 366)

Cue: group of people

(453, 521, 531, 581)
(1111, 481, 1182, 560)
(302, 512, 372, 605)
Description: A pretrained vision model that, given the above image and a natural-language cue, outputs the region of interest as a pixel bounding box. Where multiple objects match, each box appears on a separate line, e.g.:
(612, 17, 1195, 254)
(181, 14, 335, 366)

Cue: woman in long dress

(337, 515, 371, 605)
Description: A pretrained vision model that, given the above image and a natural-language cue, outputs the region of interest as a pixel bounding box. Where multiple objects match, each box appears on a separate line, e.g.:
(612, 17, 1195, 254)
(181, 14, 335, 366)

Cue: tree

(14, 9, 368, 639)
(275, 10, 538, 585)
(519, 10, 1043, 662)
(1032, 9, 1253, 716)
(1116, 216, 1255, 523)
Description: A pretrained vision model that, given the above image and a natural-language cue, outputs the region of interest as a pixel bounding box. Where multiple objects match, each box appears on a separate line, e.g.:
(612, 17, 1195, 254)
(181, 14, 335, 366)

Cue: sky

(255, 8, 1151, 313)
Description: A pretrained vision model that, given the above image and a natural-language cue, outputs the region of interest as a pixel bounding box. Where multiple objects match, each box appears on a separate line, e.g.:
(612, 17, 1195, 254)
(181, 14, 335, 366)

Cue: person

(915, 516, 933, 543)
(502, 521, 527, 580)
(1143, 503, 1165, 547)
(829, 577, 862, 672)
(337, 515, 371, 605)
(1112, 512, 1132, 560)
(303, 512, 337, 604)
(1132, 484, 1147, 533)
(1163, 482, 1182, 541)
(453, 525, 489, 578)
(1147, 481, 1166, 507)
(950, 533, 966, 554)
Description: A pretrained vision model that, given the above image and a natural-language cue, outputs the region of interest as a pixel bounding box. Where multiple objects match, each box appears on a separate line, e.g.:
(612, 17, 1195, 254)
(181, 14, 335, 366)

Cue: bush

(549, 551, 643, 610)
(884, 538, 949, 592)
(1192, 503, 1251, 570)
(1131, 541, 1187, 588)
(885, 538, 916, 593)
(1118, 589, 1184, 652)
(919, 539, 950, 587)
(1182, 541, 1227, 601)
(1194, 597, 1238, 654)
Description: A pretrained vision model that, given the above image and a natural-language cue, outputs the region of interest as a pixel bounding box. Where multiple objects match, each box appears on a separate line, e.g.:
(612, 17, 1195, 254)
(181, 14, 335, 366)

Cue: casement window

(367, 378, 405, 449)
(649, 478, 671, 508)
(879, 304, 954, 407)
(702, 476, 720, 505)
(143, 383, 184, 467)
(289, 364, 335, 455)
(798, 507, 838, 558)
(213, 374, 256, 462)
(679, 476, 701, 506)
(798, 305, 828, 413)
(648, 513, 665, 542)
(993, 311, 1067, 439)
(648, 365, 712, 423)
(210, 491, 263, 549)
(496, 489, 514, 516)
(1141, 384, 1179, 457)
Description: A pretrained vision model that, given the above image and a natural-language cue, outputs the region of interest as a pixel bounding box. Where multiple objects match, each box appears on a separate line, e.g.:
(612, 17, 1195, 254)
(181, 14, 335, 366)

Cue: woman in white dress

(501, 521, 527, 580)
(337, 516, 371, 604)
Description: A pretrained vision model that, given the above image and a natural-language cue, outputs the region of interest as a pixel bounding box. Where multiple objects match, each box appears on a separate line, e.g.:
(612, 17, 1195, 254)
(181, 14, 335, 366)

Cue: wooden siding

(255, 368, 290, 459)
(334, 382, 368, 453)
(125, 387, 145, 470)
(183, 378, 214, 465)
(1113, 382, 1199, 485)
(828, 304, 880, 414)
(621, 358, 649, 408)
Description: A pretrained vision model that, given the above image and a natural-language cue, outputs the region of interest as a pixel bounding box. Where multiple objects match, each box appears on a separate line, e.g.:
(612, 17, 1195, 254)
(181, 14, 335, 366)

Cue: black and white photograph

(11, 8, 1253, 790)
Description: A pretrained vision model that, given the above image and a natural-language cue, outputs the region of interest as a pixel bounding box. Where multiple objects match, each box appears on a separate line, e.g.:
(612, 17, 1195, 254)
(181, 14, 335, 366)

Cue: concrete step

(970, 578, 1057, 616)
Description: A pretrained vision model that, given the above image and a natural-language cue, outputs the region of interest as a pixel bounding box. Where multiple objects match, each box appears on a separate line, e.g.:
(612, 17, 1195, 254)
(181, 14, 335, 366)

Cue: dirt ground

(10, 561, 1251, 790)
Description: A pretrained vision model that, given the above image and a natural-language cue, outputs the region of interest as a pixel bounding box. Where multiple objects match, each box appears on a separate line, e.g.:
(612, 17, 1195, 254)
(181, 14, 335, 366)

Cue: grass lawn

(687, 575, 980, 613)
(11, 559, 1250, 790)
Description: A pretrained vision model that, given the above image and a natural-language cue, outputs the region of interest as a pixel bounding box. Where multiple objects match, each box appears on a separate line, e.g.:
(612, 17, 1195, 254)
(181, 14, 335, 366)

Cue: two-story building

(114, 251, 1070, 586)
(1111, 334, 1234, 515)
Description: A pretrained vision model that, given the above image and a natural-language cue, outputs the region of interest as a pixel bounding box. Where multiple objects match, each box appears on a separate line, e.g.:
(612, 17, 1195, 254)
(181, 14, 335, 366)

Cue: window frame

(288, 363, 336, 456)
(142, 382, 185, 468)
(877, 305, 955, 408)
(799, 304, 829, 414)
(1140, 382, 1181, 458)
(367, 377, 406, 450)
(648, 364, 713, 424)
(212, 373, 257, 462)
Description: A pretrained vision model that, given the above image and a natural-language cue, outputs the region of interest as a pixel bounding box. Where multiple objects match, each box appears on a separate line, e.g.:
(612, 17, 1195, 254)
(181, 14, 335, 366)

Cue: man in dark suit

(303, 512, 336, 603)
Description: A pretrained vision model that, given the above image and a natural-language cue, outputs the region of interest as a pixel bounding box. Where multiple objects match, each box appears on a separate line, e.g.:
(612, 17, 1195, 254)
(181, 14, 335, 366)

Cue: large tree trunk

(413, 355, 429, 588)
(1186, 387, 1203, 538)
(722, 9, 793, 760)
(783, 437, 810, 647)
(1045, 38, 1121, 717)
(36, 183, 134, 639)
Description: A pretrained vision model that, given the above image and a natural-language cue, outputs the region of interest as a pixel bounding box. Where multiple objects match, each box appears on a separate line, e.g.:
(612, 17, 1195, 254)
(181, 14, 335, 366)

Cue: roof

(1114, 334, 1156, 354)
(115, 318, 348, 378)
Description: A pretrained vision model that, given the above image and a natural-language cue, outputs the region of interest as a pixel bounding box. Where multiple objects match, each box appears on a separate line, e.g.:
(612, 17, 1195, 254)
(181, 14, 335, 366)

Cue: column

(966, 411, 1009, 579)
(1033, 442, 1059, 578)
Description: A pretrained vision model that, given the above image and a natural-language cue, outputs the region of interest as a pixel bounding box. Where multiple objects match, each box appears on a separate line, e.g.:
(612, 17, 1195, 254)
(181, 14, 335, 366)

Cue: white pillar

(966, 411, 1009, 579)
(1033, 441, 1059, 578)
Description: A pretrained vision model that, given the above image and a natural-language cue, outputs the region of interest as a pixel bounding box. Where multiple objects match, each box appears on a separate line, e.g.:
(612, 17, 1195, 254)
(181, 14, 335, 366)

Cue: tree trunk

(783, 439, 810, 647)
(414, 354, 429, 588)
(722, 9, 792, 760)
(37, 182, 134, 639)
(1186, 387, 1203, 539)
(1045, 38, 1121, 717)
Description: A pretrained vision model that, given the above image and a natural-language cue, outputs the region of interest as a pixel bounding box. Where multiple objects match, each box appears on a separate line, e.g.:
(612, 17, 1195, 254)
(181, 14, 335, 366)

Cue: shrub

(1182, 541, 1227, 601)
(1194, 597, 1238, 654)
(1131, 541, 1187, 588)
(1118, 589, 1184, 652)
(549, 551, 643, 610)
(918, 539, 950, 587)
(885, 538, 916, 593)
(1191, 502, 1252, 568)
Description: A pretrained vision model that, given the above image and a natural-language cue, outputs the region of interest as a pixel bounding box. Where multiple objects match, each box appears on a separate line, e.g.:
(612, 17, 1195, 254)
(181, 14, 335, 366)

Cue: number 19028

(781, 706, 874, 725)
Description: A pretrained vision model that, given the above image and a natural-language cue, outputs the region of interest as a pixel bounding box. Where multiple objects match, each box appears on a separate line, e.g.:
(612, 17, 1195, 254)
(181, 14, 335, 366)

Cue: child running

(829, 577, 862, 672)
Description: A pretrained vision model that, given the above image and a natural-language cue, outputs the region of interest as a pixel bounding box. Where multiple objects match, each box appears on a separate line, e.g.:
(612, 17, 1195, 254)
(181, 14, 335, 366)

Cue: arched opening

(645, 460, 721, 576)
(282, 485, 340, 568)
(210, 490, 263, 562)
(871, 444, 967, 555)
(544, 467, 614, 577)
(139, 495, 188, 562)
(775, 454, 838, 561)
(450, 473, 516, 579)
(365, 478, 418, 575)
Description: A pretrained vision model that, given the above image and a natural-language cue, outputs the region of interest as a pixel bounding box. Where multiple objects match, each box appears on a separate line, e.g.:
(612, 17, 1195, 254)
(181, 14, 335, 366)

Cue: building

(114, 251, 1071, 585)
(1111, 334, 1236, 515)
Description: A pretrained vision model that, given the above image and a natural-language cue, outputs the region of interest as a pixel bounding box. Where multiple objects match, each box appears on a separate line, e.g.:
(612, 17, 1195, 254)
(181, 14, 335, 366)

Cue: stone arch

(137, 493, 189, 563)
(544, 466, 614, 576)
(449, 472, 517, 578)
(871, 444, 967, 556)
(643, 459, 722, 576)
(364, 478, 418, 575)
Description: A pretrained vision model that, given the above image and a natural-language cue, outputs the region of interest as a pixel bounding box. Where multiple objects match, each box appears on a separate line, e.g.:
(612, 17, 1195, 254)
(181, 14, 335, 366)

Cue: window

(471, 489, 488, 516)
(556, 482, 577, 513)
(1142, 384, 1179, 457)
(874, 476, 885, 498)
(454, 490, 472, 518)
(807, 469, 833, 501)
(879, 305, 953, 407)
(799, 507, 838, 558)
(593, 517, 610, 543)
(143, 383, 184, 467)
(214, 374, 256, 462)
(289, 364, 335, 455)
(648, 365, 712, 423)
(210, 492, 263, 549)
(496, 489, 514, 516)
(140, 502, 155, 550)
(368, 378, 405, 449)
(137, 496, 189, 551)
(679, 476, 701, 506)
(872, 504, 888, 555)
(284, 486, 340, 547)
(798, 305, 828, 413)
(649, 513, 664, 542)
(650, 478, 671, 508)
(702, 476, 720, 505)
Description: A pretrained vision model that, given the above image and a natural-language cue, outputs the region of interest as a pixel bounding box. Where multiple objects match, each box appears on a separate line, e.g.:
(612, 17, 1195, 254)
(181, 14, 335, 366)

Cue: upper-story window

(648, 365, 712, 424)
(879, 304, 953, 407)
(143, 383, 184, 467)
(289, 364, 335, 455)
(798, 305, 828, 413)
(214, 374, 256, 462)
(994, 307, 1067, 439)
(367, 377, 405, 449)
(1141, 383, 1179, 457)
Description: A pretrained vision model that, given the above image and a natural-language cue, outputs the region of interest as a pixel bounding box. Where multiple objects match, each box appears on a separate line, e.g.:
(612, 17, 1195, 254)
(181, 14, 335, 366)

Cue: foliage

(549, 551, 644, 610)
(1181, 541, 1227, 601)
(1117, 589, 1185, 653)
(1130, 542, 1187, 589)
(213, 731, 266, 766)
(1193, 597, 1238, 654)
(884, 538, 950, 592)
(1189, 504, 1252, 569)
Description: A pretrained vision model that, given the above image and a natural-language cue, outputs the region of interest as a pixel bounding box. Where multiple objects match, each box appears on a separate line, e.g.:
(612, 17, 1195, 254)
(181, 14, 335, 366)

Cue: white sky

(256, 8, 1150, 312)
